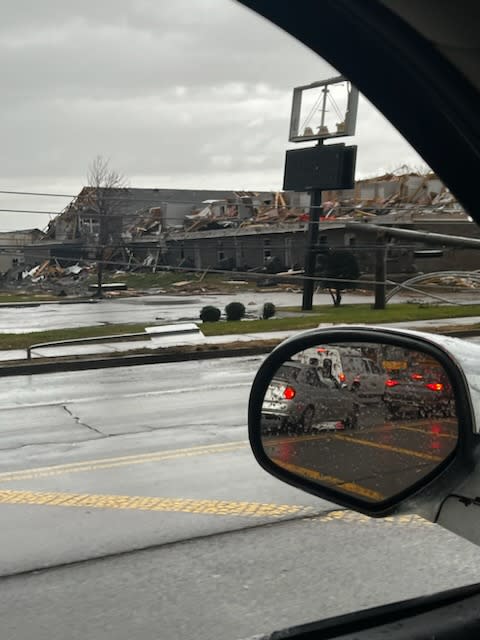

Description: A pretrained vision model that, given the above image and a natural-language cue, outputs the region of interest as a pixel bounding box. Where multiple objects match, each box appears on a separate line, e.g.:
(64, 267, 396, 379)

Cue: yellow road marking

(397, 425, 457, 440)
(0, 488, 311, 518)
(271, 420, 457, 447)
(0, 488, 433, 528)
(271, 458, 385, 501)
(0, 441, 248, 483)
(334, 434, 443, 462)
(271, 426, 453, 458)
(316, 510, 433, 527)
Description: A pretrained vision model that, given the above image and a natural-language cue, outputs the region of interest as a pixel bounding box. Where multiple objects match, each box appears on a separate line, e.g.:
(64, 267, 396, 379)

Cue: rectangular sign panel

(283, 144, 357, 191)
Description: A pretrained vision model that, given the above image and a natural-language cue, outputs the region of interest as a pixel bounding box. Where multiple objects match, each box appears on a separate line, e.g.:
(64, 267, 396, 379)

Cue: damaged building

(20, 172, 480, 286)
(25, 187, 278, 269)
(0, 228, 46, 274)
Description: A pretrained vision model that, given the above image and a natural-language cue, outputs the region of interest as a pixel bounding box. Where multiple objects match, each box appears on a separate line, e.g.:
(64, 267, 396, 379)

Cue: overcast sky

(1, 0, 424, 232)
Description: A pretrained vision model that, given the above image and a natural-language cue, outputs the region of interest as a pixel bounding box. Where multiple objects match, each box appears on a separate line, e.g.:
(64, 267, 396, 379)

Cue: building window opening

(263, 239, 272, 263)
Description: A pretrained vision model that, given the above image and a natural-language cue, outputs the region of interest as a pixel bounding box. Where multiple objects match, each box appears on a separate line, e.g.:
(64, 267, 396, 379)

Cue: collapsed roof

(43, 172, 467, 245)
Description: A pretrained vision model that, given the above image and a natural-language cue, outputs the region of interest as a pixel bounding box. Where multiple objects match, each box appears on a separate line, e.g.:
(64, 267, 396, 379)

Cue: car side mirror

(249, 327, 480, 520)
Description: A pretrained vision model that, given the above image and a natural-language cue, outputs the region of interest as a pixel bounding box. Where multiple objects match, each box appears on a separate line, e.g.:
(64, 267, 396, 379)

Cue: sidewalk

(2, 316, 479, 363)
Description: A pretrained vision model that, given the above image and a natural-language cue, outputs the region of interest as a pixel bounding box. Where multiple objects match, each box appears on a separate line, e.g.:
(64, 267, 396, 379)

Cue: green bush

(262, 302, 276, 319)
(199, 305, 221, 322)
(225, 301, 246, 321)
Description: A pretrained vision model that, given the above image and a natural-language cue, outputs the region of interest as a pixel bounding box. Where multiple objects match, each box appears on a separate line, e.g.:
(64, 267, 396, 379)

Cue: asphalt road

(263, 417, 457, 502)
(0, 356, 333, 575)
(0, 356, 479, 639)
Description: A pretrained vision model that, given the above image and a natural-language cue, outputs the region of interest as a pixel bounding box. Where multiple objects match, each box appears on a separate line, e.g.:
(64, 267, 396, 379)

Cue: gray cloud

(0, 0, 423, 231)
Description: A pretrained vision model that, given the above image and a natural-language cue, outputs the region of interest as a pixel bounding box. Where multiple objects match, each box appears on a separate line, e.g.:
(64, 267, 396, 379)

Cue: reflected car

(297, 347, 387, 402)
(384, 365, 455, 419)
(261, 362, 358, 433)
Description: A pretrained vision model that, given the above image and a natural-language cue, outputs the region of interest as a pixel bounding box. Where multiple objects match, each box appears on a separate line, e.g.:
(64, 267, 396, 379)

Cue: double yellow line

(0, 441, 249, 483)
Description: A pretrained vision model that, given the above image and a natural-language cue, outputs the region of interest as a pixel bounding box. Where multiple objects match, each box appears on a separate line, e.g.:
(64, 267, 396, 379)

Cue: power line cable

(0, 190, 76, 198)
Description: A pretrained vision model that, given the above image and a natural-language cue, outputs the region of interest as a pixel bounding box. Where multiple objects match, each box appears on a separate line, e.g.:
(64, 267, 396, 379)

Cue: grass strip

(201, 303, 480, 336)
(1, 303, 480, 351)
(0, 324, 149, 350)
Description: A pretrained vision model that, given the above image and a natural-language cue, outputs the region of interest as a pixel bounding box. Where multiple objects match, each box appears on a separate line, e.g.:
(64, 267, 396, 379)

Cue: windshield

(2, 2, 480, 639)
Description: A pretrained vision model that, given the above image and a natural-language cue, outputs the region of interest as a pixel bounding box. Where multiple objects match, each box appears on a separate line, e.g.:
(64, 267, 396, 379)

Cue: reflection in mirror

(260, 342, 458, 503)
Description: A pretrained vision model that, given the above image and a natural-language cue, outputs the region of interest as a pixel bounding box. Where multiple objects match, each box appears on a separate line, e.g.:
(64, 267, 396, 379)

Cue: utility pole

(374, 232, 387, 309)
(302, 188, 322, 310)
(95, 209, 107, 299)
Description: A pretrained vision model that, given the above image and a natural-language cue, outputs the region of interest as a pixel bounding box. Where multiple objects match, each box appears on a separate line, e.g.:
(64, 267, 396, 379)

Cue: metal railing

(386, 271, 480, 303)
(26, 324, 202, 359)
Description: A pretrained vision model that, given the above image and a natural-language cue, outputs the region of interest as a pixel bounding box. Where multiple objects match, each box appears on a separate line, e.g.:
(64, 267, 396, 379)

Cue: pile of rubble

(420, 274, 480, 289)
(3, 260, 93, 296)
(125, 207, 163, 238)
(182, 192, 309, 233)
(176, 173, 466, 234)
(319, 171, 466, 223)
(22, 260, 88, 282)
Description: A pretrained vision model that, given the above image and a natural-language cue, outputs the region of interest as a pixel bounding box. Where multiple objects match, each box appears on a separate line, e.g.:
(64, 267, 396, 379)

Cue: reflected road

(263, 418, 457, 501)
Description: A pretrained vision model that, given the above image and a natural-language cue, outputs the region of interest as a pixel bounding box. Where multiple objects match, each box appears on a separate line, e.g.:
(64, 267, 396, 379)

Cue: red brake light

(339, 372, 346, 383)
(317, 347, 326, 353)
(386, 379, 399, 388)
(283, 386, 296, 400)
(411, 373, 423, 381)
(426, 382, 444, 392)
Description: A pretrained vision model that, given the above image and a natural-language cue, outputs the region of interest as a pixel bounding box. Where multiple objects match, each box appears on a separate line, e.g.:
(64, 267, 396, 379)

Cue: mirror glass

(260, 342, 458, 503)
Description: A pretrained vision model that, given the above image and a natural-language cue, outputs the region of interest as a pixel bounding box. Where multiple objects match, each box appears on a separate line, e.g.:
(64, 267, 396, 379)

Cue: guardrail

(26, 323, 202, 359)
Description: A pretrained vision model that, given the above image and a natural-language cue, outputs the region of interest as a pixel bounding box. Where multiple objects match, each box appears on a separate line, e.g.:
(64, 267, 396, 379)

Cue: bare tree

(87, 155, 128, 297)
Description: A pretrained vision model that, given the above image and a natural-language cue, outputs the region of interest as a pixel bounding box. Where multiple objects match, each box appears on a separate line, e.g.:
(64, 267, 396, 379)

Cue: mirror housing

(249, 327, 480, 519)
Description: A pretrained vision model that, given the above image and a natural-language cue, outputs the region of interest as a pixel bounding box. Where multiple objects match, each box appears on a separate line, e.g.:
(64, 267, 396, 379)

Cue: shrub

(199, 305, 221, 322)
(262, 302, 276, 319)
(225, 301, 246, 321)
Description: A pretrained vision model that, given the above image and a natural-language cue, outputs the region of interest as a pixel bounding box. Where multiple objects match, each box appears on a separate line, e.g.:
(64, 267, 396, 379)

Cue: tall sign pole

(374, 232, 387, 309)
(302, 188, 322, 310)
(284, 76, 359, 310)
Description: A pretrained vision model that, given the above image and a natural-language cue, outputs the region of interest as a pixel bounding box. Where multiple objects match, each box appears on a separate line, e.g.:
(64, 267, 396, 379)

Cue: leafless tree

(87, 155, 128, 297)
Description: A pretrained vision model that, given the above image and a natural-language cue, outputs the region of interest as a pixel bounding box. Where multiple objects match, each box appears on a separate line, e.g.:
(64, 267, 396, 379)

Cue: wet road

(3, 289, 477, 333)
(263, 418, 457, 502)
(0, 291, 372, 333)
(0, 356, 479, 639)
(0, 357, 333, 574)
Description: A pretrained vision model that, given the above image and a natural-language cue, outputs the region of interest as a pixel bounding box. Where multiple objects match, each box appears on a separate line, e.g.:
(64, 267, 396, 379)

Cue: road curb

(0, 298, 99, 309)
(0, 327, 478, 378)
(0, 345, 276, 377)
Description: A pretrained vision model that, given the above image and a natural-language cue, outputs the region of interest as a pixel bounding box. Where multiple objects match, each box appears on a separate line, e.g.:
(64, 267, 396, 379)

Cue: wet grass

(0, 324, 149, 351)
(1, 303, 480, 352)
(200, 303, 480, 335)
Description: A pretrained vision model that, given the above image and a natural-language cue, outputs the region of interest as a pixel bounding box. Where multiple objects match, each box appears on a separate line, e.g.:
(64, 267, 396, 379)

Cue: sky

(1, 0, 425, 232)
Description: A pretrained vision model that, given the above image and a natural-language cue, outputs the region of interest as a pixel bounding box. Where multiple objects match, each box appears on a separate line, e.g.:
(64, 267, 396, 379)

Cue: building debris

(3, 171, 477, 297)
